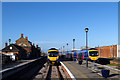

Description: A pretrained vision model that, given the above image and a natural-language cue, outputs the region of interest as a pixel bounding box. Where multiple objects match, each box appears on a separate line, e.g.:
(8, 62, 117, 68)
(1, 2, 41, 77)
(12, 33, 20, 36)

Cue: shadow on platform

(108, 74, 119, 77)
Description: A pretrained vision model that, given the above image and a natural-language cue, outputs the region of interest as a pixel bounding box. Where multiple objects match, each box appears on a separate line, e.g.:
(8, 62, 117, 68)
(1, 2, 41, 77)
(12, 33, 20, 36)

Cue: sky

(2, 2, 118, 52)
(1, 0, 120, 2)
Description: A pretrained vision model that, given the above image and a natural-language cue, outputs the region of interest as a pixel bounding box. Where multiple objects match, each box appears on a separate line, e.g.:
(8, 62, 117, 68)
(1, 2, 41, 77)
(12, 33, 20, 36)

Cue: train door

(77, 51, 79, 58)
(84, 51, 87, 59)
(83, 51, 84, 59)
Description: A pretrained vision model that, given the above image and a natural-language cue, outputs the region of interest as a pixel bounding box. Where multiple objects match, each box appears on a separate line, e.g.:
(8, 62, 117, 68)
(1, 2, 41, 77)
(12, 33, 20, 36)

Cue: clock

(10, 46, 12, 50)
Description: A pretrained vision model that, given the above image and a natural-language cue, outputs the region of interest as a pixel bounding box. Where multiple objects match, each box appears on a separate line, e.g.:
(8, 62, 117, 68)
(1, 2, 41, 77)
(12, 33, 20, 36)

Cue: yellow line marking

(64, 62, 88, 78)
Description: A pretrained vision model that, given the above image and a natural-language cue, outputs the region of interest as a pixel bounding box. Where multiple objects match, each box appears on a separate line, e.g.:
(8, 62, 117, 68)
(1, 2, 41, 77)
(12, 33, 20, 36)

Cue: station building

(2, 44, 27, 60)
(1, 33, 41, 60)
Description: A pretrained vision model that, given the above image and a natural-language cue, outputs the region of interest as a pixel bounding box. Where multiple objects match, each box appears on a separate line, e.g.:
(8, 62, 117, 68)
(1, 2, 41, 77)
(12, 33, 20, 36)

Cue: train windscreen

(48, 51, 58, 57)
(89, 51, 99, 56)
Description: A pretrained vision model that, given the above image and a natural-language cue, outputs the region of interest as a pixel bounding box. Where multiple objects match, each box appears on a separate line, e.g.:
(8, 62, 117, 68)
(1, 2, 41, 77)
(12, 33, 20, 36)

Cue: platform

(62, 61, 119, 80)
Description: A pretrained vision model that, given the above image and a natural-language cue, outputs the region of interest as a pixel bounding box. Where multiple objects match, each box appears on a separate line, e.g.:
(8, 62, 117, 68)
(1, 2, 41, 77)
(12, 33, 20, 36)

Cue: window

(48, 51, 58, 57)
(89, 51, 99, 56)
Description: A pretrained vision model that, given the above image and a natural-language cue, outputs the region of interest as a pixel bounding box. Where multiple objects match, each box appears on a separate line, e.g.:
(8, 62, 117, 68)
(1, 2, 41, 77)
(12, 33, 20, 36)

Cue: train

(65, 48, 99, 61)
(47, 48, 60, 65)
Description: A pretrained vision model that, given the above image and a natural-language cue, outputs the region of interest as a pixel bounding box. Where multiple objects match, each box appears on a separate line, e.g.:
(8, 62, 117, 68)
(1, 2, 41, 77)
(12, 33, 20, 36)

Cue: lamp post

(73, 39, 75, 51)
(9, 39, 11, 45)
(67, 43, 68, 53)
(63, 46, 65, 54)
(61, 47, 62, 53)
(85, 28, 89, 67)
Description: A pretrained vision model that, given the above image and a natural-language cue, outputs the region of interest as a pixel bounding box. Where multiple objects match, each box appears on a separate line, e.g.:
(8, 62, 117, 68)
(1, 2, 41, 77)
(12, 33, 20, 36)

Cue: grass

(108, 64, 118, 66)
(116, 65, 120, 70)
(108, 64, 120, 70)
(107, 57, 120, 70)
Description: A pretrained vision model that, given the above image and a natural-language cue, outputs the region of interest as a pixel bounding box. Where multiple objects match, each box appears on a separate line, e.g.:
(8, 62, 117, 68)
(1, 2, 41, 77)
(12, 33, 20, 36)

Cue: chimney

(5, 42, 7, 47)
(33, 43, 34, 46)
(21, 33, 23, 38)
(25, 37, 28, 40)
(36, 45, 38, 48)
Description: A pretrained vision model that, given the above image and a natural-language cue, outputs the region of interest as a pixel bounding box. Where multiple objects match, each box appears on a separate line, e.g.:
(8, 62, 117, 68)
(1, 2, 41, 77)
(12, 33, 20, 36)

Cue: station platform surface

(62, 61, 119, 80)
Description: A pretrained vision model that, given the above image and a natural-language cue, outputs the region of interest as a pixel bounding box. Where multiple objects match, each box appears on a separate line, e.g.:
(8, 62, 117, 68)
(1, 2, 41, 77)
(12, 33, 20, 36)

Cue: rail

(45, 65, 65, 80)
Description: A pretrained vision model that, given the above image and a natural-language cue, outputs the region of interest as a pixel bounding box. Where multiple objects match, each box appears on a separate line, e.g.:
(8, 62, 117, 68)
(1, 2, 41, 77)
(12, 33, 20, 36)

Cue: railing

(1, 56, 47, 80)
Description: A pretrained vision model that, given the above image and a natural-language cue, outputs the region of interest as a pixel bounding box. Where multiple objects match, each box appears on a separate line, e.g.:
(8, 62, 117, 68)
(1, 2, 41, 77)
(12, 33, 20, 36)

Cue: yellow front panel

(90, 56, 99, 60)
(48, 56, 59, 61)
(89, 50, 99, 60)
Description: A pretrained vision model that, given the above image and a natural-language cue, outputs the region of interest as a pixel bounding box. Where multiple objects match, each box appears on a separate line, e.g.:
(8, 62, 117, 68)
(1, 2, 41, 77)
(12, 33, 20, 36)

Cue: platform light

(67, 43, 68, 53)
(73, 39, 75, 51)
(9, 39, 11, 45)
(85, 28, 89, 67)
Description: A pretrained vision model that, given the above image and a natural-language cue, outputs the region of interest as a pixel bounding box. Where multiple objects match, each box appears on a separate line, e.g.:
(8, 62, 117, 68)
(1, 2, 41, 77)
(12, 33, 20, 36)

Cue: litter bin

(79, 61, 82, 65)
(101, 69, 110, 78)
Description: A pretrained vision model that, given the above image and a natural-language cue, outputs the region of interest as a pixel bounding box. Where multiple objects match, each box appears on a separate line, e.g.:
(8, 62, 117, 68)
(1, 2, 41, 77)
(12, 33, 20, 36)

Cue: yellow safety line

(64, 62, 88, 78)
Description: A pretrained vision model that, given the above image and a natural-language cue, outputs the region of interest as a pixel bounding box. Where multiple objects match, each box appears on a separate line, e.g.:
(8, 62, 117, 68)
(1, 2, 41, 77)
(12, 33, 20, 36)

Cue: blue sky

(2, 2, 118, 52)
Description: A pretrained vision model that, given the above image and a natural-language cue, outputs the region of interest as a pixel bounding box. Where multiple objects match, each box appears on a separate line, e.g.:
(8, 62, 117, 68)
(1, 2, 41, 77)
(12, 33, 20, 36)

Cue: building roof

(2, 44, 27, 52)
(15, 33, 32, 47)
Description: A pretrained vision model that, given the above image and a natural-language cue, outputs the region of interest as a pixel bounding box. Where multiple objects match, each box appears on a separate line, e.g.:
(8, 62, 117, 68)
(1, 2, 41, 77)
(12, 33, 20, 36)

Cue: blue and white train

(65, 48, 99, 61)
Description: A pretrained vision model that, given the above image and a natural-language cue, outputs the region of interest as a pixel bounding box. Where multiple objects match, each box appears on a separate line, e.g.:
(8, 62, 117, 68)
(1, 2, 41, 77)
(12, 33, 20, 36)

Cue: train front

(89, 48, 99, 61)
(47, 48, 59, 65)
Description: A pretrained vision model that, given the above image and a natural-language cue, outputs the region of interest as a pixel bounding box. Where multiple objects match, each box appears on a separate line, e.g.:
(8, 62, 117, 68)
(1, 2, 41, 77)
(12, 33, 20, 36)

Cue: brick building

(15, 33, 32, 54)
(95, 45, 119, 58)
(15, 33, 41, 59)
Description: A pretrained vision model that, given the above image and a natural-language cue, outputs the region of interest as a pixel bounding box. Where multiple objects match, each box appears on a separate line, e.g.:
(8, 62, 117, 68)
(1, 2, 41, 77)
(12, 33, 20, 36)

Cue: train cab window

(89, 51, 98, 56)
(48, 51, 58, 57)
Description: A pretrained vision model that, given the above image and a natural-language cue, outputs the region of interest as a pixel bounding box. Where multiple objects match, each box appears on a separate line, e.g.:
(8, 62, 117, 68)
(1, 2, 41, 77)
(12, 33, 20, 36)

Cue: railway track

(34, 62, 73, 80)
(46, 65, 64, 80)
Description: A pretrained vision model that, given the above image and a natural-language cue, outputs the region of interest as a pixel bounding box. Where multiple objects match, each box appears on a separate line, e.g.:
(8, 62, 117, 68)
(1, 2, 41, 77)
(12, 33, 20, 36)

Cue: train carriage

(66, 48, 99, 61)
(65, 51, 73, 60)
(76, 48, 99, 61)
